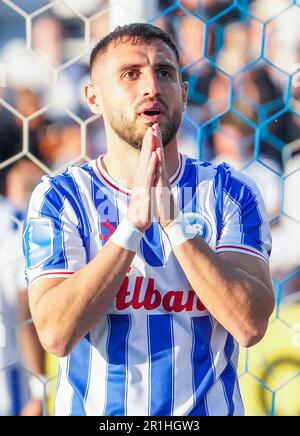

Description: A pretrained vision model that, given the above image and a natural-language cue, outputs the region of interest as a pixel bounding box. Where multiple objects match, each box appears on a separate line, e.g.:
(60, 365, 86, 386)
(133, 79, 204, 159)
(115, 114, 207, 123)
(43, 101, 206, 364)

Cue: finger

(140, 127, 153, 162)
(152, 124, 161, 150)
(151, 124, 162, 151)
(152, 125, 168, 172)
(136, 128, 155, 183)
(156, 146, 162, 163)
(145, 151, 158, 187)
(153, 152, 164, 188)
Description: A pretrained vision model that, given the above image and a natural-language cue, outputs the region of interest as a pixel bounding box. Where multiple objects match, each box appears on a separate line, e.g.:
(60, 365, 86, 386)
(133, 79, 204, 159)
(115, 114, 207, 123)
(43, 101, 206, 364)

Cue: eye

(158, 70, 172, 78)
(123, 70, 139, 79)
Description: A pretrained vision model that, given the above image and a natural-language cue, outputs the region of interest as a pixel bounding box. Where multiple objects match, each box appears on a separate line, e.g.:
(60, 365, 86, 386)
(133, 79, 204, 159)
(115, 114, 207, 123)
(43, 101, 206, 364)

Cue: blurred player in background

(0, 159, 45, 416)
(23, 24, 274, 416)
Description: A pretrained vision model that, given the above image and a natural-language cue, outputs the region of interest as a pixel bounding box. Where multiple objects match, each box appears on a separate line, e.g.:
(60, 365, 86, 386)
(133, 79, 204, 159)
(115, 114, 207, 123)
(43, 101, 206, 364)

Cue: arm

(172, 238, 274, 347)
(27, 128, 158, 357)
(29, 241, 135, 357)
(153, 124, 274, 347)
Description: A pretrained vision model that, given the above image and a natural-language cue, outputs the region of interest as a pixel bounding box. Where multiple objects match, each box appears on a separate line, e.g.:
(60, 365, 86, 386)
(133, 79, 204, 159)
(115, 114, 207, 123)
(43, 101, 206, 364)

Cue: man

(23, 23, 274, 416)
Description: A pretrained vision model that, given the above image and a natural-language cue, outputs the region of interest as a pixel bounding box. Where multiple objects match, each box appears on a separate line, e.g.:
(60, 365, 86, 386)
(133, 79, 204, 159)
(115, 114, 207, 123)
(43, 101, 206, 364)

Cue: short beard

(108, 109, 182, 150)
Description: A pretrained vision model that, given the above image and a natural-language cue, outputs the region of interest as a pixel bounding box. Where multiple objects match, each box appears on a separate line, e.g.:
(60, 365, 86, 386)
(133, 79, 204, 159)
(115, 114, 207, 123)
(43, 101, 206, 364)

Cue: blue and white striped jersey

(23, 154, 271, 416)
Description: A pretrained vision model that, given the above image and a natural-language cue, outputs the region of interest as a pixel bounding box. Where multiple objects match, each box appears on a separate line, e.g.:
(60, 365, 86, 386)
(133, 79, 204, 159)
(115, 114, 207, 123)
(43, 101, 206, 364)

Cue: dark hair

(90, 22, 180, 76)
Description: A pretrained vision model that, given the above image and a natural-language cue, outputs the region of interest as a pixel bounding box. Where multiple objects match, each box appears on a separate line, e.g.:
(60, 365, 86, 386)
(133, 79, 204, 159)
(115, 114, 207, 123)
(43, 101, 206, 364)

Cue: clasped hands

(127, 124, 179, 232)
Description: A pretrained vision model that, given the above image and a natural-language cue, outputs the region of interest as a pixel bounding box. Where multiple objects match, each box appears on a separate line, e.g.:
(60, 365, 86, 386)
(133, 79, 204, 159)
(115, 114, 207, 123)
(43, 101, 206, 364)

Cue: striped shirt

(23, 154, 271, 416)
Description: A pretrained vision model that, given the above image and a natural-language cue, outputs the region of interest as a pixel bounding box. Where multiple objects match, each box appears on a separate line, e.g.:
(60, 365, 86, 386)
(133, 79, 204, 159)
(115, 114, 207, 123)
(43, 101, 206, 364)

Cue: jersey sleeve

(23, 176, 87, 288)
(215, 166, 272, 264)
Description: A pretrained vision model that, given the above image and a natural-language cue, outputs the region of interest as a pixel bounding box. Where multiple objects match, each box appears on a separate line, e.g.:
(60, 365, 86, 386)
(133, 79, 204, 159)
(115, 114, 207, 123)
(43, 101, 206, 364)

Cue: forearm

(173, 236, 274, 346)
(28, 127, 159, 357)
(32, 240, 135, 356)
(19, 324, 45, 373)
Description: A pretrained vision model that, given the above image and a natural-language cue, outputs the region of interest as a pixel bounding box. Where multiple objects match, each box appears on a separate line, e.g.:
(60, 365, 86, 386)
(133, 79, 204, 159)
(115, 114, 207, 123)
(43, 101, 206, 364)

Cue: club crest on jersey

(183, 212, 212, 243)
(23, 218, 54, 269)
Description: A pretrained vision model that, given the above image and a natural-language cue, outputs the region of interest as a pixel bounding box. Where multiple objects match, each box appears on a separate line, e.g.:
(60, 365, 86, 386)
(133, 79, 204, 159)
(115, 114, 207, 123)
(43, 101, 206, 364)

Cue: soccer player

(23, 23, 275, 416)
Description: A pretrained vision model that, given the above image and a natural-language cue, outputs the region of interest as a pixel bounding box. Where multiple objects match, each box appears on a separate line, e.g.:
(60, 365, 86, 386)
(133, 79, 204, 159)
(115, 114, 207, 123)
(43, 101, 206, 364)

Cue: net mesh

(0, 0, 299, 416)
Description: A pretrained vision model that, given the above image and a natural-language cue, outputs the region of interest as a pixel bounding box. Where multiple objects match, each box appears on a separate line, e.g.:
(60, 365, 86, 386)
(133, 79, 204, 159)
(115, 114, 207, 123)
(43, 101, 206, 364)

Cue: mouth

(138, 109, 165, 123)
(137, 101, 166, 123)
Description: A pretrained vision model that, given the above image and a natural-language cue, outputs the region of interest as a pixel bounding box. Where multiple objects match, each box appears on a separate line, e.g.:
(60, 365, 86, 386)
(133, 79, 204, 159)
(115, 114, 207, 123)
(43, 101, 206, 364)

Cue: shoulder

(182, 154, 233, 178)
(182, 155, 258, 189)
(181, 156, 264, 208)
(26, 162, 96, 219)
(30, 162, 94, 199)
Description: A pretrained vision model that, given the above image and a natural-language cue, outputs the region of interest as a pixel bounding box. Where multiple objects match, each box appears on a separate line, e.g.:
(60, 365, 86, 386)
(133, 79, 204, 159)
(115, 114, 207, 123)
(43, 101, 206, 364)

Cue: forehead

(102, 39, 178, 70)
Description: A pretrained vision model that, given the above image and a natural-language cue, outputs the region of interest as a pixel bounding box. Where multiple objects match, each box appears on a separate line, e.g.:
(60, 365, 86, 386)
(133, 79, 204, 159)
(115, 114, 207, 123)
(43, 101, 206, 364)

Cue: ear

(84, 83, 103, 115)
(181, 81, 189, 112)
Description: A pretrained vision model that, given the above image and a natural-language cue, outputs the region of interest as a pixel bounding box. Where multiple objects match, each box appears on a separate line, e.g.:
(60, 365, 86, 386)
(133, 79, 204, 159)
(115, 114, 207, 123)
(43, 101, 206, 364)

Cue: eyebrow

(118, 62, 178, 74)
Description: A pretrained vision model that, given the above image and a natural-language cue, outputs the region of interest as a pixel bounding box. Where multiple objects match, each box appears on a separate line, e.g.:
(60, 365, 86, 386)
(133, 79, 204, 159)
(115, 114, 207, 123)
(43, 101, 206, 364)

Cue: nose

(142, 69, 161, 98)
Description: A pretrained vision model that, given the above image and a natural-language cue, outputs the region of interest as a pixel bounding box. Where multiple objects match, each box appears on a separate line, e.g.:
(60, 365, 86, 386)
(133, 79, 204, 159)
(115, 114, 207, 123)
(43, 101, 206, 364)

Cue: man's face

(91, 39, 187, 149)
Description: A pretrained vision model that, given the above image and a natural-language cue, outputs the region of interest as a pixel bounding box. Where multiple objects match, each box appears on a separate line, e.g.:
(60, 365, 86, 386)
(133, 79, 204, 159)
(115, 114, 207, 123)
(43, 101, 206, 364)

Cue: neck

(100, 134, 180, 190)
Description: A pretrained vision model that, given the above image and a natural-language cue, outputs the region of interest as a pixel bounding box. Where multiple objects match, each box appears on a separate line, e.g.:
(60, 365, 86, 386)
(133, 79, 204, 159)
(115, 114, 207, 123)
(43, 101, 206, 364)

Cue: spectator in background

(31, 15, 63, 68)
(89, 1, 110, 45)
(15, 88, 51, 162)
(233, 61, 300, 166)
(251, 0, 300, 75)
(212, 110, 281, 220)
(216, 16, 300, 167)
(2, 12, 89, 119)
(159, 0, 234, 19)
(0, 88, 51, 191)
(31, 14, 91, 119)
(36, 122, 81, 171)
(217, 22, 252, 75)
(270, 139, 300, 291)
(0, 86, 82, 175)
(0, 159, 45, 416)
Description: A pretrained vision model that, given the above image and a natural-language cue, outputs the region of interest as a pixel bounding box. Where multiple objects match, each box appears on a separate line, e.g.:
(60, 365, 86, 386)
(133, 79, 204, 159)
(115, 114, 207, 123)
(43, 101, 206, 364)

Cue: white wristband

(28, 375, 49, 400)
(163, 211, 198, 248)
(110, 217, 143, 252)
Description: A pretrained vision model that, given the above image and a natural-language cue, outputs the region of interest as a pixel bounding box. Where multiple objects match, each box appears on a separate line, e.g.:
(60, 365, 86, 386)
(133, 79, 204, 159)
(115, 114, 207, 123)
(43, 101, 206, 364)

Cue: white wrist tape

(110, 217, 143, 252)
(163, 211, 198, 248)
(28, 375, 49, 400)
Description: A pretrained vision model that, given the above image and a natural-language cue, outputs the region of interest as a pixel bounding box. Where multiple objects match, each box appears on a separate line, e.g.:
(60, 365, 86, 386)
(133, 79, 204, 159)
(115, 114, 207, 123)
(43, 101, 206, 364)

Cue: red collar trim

(95, 153, 184, 196)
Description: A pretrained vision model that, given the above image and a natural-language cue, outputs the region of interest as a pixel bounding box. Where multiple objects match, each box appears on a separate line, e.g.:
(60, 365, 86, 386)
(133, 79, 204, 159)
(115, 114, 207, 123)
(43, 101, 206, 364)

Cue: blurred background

(0, 0, 300, 416)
